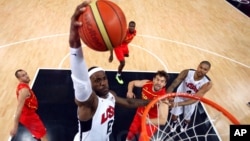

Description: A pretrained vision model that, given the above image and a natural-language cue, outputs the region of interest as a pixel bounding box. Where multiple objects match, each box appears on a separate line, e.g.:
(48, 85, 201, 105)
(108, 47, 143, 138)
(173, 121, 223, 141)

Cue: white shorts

(170, 96, 198, 120)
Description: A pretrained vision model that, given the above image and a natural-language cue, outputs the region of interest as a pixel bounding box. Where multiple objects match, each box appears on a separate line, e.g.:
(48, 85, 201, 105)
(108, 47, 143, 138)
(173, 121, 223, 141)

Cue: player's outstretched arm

(178, 81, 213, 106)
(110, 91, 149, 108)
(69, 1, 93, 102)
(127, 79, 148, 98)
(69, 1, 99, 121)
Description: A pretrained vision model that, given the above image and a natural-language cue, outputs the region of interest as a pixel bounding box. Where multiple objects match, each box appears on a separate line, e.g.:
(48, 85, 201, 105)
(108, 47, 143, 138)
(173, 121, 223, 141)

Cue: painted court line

(138, 34, 250, 69)
(1, 33, 248, 69)
(0, 33, 68, 49)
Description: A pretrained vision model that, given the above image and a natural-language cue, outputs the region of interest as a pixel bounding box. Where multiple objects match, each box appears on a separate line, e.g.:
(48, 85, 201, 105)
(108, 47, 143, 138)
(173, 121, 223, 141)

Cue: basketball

(78, 0, 127, 51)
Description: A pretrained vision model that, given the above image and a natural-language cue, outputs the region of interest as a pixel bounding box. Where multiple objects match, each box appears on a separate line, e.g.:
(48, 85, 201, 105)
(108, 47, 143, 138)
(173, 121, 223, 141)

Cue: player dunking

(69, 1, 149, 141)
(109, 21, 136, 84)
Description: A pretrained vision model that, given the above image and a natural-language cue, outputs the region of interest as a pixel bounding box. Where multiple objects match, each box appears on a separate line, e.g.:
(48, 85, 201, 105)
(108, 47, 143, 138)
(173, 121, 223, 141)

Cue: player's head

(152, 70, 168, 91)
(196, 61, 211, 78)
(88, 66, 110, 98)
(128, 21, 136, 33)
(15, 69, 30, 83)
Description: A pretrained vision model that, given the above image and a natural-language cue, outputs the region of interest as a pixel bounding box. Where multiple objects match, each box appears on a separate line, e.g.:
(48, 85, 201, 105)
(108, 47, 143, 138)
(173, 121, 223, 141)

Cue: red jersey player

(109, 21, 137, 84)
(125, 70, 170, 141)
(10, 69, 47, 141)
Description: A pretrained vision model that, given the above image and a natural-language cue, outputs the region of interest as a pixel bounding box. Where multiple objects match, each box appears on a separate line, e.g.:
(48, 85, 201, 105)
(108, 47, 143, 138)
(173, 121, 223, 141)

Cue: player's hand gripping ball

(78, 0, 127, 51)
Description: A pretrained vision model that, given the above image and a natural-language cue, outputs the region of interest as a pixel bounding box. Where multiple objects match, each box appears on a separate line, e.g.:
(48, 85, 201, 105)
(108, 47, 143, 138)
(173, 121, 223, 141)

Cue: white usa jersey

(177, 69, 210, 99)
(74, 92, 115, 141)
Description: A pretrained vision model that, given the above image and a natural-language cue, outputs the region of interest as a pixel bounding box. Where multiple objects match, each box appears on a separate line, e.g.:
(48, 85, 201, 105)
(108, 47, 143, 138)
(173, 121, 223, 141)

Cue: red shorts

(19, 110, 46, 138)
(126, 112, 157, 141)
(114, 44, 129, 61)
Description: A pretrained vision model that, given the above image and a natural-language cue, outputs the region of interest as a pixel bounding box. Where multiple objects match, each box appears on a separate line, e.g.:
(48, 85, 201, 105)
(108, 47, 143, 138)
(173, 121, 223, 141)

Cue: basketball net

(141, 93, 240, 141)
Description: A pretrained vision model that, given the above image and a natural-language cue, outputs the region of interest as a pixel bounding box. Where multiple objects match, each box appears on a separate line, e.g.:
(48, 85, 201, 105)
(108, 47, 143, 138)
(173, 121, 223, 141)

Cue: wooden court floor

(0, 0, 249, 140)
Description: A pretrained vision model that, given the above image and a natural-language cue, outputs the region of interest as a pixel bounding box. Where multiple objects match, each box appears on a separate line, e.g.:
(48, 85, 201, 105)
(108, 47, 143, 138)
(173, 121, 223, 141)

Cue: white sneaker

(180, 122, 188, 132)
(170, 121, 178, 132)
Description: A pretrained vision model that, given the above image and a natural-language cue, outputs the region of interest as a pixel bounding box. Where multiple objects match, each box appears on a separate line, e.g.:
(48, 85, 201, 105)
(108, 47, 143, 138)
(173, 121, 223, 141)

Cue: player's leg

(126, 113, 141, 141)
(169, 112, 180, 132)
(170, 97, 184, 132)
(138, 124, 157, 141)
(123, 44, 129, 57)
(20, 112, 47, 141)
(114, 47, 125, 84)
(116, 60, 125, 84)
(181, 103, 197, 132)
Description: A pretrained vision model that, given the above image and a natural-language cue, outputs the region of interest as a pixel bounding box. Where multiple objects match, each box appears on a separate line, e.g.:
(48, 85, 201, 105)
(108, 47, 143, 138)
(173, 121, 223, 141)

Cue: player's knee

(171, 115, 178, 120)
(119, 60, 125, 66)
(33, 137, 41, 141)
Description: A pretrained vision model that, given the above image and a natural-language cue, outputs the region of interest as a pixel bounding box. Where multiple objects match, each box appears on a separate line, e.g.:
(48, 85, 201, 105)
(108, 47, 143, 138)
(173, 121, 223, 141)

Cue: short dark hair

(129, 21, 136, 27)
(155, 70, 169, 81)
(15, 69, 23, 78)
(200, 61, 211, 69)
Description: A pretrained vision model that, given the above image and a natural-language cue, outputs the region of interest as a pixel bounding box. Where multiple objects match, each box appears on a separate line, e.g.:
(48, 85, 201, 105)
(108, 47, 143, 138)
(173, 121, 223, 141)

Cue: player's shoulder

(18, 82, 29, 87)
(179, 69, 190, 76)
(144, 80, 152, 84)
(17, 83, 30, 91)
(109, 90, 117, 96)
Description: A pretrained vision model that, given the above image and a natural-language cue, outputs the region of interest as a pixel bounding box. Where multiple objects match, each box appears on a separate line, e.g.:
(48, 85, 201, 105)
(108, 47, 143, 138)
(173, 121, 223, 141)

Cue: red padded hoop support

(141, 93, 240, 141)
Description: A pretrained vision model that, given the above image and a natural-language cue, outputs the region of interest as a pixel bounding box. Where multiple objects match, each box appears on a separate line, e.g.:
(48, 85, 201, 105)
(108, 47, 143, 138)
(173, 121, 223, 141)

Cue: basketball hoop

(141, 93, 240, 141)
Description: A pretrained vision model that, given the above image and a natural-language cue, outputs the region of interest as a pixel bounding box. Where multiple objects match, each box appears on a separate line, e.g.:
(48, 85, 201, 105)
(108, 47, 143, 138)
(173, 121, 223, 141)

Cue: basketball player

(167, 61, 213, 132)
(10, 69, 47, 141)
(69, 2, 149, 141)
(109, 21, 136, 85)
(125, 70, 170, 141)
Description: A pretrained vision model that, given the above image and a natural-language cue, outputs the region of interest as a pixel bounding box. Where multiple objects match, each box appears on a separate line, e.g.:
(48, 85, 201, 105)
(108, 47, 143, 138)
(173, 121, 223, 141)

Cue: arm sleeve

(70, 47, 92, 102)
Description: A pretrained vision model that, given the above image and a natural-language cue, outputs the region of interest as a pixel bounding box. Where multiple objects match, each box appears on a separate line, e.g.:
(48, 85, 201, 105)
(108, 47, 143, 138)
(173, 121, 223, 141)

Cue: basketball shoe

(170, 120, 178, 132)
(116, 74, 124, 84)
(180, 122, 189, 132)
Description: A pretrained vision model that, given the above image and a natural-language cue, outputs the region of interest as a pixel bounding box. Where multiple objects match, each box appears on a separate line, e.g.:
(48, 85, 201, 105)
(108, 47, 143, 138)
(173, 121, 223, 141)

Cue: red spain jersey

(16, 83, 46, 138)
(122, 29, 136, 45)
(137, 81, 166, 118)
(16, 83, 38, 111)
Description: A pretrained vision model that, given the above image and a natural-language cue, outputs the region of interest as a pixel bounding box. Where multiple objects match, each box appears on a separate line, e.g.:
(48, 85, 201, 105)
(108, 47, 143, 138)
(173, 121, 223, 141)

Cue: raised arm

(69, 1, 98, 121)
(167, 69, 189, 93)
(69, 0, 93, 102)
(127, 79, 149, 98)
(114, 93, 150, 108)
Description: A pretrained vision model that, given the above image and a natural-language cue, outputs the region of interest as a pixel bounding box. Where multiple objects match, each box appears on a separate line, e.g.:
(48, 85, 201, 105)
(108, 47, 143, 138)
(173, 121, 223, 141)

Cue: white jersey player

(167, 61, 213, 132)
(69, 2, 150, 140)
(74, 90, 115, 141)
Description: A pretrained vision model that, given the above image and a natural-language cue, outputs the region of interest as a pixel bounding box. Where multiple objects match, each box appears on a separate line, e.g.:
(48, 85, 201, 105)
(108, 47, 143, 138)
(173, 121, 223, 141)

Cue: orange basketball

(78, 0, 127, 51)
